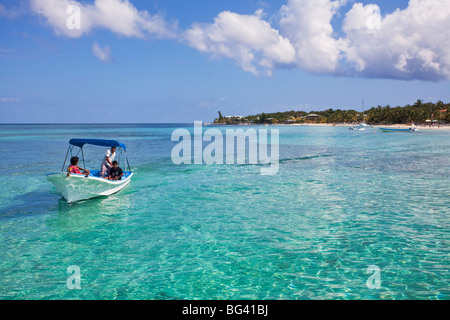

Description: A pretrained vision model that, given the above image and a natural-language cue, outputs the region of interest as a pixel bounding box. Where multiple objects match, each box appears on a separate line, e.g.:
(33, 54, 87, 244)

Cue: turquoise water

(0, 124, 448, 300)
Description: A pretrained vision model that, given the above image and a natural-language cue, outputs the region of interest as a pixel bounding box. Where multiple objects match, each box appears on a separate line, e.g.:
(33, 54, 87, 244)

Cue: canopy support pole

(81, 147, 86, 169)
(61, 145, 71, 172)
(126, 152, 131, 175)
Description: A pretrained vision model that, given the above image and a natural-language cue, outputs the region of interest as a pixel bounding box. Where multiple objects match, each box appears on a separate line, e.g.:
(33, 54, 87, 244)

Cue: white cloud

(30, 0, 177, 39)
(28, 0, 450, 81)
(183, 0, 450, 81)
(279, 0, 345, 74)
(183, 0, 352, 76)
(182, 0, 348, 76)
(92, 42, 112, 62)
(341, 0, 450, 81)
(184, 10, 296, 75)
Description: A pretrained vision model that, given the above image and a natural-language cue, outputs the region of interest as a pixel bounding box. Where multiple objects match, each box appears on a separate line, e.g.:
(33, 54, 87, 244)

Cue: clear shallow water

(0, 124, 448, 300)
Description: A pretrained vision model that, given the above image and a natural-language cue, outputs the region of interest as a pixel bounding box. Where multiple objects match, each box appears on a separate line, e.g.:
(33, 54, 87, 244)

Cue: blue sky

(0, 0, 449, 123)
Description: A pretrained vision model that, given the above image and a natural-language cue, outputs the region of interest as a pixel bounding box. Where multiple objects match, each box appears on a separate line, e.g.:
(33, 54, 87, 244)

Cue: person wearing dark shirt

(108, 160, 124, 180)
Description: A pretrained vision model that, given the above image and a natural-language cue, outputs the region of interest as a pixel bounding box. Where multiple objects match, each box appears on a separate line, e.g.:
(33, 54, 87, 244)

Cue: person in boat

(100, 146, 116, 178)
(108, 160, 124, 180)
(67, 156, 90, 177)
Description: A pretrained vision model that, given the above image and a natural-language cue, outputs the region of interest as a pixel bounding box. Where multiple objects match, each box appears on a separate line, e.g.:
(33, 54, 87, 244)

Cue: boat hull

(47, 172, 133, 203)
(379, 127, 413, 132)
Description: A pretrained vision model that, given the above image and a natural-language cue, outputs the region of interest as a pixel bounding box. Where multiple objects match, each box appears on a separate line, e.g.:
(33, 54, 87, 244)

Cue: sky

(0, 0, 449, 123)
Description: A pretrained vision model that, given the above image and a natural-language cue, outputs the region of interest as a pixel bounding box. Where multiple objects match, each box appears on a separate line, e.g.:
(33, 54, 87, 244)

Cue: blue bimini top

(69, 139, 126, 151)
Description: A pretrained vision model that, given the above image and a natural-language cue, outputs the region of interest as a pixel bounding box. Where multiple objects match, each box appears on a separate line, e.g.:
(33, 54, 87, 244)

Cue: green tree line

(214, 100, 449, 124)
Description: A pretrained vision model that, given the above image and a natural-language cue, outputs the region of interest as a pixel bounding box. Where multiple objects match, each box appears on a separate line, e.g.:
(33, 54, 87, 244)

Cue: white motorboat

(47, 139, 133, 203)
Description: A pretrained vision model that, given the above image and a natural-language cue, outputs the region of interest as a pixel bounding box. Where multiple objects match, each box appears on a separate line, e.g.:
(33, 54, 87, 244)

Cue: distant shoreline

(205, 123, 450, 130)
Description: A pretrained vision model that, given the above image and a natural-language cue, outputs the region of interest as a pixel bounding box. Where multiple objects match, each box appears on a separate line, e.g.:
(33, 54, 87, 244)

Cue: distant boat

(47, 139, 133, 203)
(349, 126, 366, 131)
(349, 99, 372, 131)
(379, 127, 415, 132)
